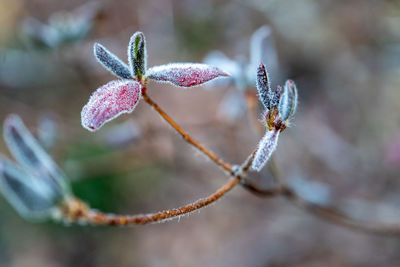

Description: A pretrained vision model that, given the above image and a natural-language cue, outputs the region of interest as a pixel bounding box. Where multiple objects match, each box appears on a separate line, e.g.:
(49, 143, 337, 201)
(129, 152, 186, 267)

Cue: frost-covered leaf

(128, 32, 147, 78)
(279, 79, 298, 122)
(81, 80, 142, 131)
(3, 114, 69, 195)
(0, 156, 61, 220)
(251, 129, 280, 171)
(256, 63, 272, 109)
(147, 63, 230, 87)
(94, 43, 132, 79)
(271, 85, 281, 108)
(247, 25, 279, 86)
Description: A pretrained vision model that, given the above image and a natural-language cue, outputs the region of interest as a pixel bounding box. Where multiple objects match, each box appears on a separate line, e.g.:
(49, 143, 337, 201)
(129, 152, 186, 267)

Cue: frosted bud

(279, 80, 298, 122)
(128, 31, 147, 79)
(256, 63, 272, 110)
(251, 129, 280, 171)
(147, 63, 230, 87)
(81, 80, 142, 131)
(94, 43, 132, 79)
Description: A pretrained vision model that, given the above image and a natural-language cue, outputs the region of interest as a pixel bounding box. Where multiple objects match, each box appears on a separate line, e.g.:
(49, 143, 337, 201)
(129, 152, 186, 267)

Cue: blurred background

(1, 0, 400, 266)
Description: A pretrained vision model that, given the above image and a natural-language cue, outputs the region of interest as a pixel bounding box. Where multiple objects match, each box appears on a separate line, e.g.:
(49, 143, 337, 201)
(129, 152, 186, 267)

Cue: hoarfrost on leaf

(94, 43, 133, 79)
(203, 51, 243, 89)
(256, 62, 272, 110)
(128, 32, 147, 79)
(251, 129, 280, 172)
(147, 63, 230, 87)
(81, 80, 142, 132)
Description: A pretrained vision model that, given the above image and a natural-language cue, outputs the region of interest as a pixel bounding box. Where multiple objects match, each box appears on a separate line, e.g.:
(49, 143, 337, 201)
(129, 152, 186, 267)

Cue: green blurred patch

(64, 142, 113, 161)
(71, 162, 167, 213)
(175, 16, 221, 55)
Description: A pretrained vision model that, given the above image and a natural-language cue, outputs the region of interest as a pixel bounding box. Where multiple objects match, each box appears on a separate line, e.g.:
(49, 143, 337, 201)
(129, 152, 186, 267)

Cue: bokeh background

(1, 0, 400, 266)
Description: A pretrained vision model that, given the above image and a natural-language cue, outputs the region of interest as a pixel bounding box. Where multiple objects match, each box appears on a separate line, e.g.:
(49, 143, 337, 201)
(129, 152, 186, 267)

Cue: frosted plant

(251, 63, 297, 171)
(0, 115, 71, 220)
(81, 31, 229, 131)
(2, 29, 399, 235)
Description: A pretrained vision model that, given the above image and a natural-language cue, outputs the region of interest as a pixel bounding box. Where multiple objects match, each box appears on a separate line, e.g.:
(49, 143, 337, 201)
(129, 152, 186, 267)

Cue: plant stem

(241, 90, 400, 235)
(142, 90, 234, 175)
(62, 89, 260, 226)
(242, 179, 400, 235)
(62, 177, 240, 225)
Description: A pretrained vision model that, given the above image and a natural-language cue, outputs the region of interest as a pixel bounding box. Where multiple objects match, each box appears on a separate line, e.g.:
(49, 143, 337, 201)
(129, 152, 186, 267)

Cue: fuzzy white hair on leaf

(256, 63, 272, 110)
(251, 129, 280, 171)
(147, 63, 230, 88)
(81, 80, 142, 132)
(94, 43, 132, 79)
(128, 32, 147, 78)
(279, 80, 298, 122)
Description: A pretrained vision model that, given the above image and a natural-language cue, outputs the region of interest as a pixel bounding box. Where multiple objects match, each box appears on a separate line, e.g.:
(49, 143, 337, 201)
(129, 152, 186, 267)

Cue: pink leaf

(81, 80, 141, 131)
(251, 129, 280, 171)
(147, 63, 229, 87)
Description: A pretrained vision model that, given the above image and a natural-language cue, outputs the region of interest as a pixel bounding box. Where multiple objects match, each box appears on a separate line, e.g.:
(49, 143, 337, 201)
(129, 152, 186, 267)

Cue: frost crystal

(251, 129, 280, 171)
(128, 32, 147, 78)
(203, 51, 243, 89)
(256, 63, 272, 109)
(81, 80, 142, 131)
(94, 43, 133, 79)
(147, 63, 230, 87)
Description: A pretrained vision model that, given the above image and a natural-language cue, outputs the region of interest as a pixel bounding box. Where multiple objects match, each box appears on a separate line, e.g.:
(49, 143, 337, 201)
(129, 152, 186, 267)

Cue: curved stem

(62, 177, 240, 225)
(60, 89, 259, 226)
(244, 181, 400, 235)
(142, 91, 234, 175)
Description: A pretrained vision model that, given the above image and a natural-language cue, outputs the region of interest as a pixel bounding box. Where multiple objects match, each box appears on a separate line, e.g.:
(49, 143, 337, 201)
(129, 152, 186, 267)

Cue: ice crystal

(81, 80, 142, 131)
(147, 63, 229, 87)
(94, 43, 133, 79)
(256, 62, 272, 110)
(279, 80, 298, 122)
(251, 129, 280, 171)
(128, 32, 147, 79)
(252, 64, 298, 171)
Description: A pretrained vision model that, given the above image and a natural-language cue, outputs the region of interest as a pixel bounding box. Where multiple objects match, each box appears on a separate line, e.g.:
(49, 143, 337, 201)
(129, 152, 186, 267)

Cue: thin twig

(241, 90, 400, 235)
(61, 89, 260, 226)
(62, 177, 241, 225)
(246, 182, 400, 235)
